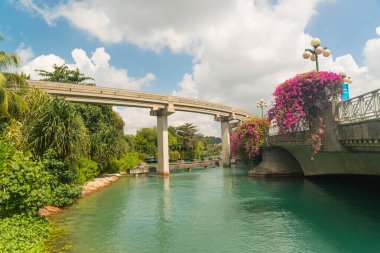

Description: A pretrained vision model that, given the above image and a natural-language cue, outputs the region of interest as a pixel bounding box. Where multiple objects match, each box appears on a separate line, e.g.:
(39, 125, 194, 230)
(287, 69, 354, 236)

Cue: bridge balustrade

(337, 88, 380, 124)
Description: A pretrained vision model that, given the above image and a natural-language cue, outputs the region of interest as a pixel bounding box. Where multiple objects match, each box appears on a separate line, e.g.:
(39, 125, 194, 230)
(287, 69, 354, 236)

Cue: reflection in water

(53, 168, 380, 253)
(156, 176, 171, 252)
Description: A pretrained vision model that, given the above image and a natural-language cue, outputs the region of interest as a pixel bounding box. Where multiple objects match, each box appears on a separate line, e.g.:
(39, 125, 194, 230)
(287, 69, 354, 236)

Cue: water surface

(53, 167, 380, 253)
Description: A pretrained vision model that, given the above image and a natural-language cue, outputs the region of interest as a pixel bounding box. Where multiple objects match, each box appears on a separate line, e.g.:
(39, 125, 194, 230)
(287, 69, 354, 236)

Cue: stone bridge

(27, 80, 252, 175)
(252, 88, 380, 177)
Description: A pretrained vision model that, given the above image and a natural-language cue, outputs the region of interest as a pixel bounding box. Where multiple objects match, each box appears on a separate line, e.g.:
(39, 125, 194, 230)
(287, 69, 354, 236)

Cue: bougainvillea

(268, 71, 343, 156)
(230, 117, 270, 161)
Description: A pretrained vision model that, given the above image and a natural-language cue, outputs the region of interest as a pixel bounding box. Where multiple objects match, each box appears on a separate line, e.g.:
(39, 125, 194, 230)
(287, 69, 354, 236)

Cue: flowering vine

(230, 117, 270, 161)
(268, 71, 343, 156)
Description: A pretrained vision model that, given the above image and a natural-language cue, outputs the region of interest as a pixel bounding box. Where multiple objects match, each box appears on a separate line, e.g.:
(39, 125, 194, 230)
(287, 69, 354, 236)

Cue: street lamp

(257, 99, 267, 118)
(339, 71, 353, 101)
(303, 38, 332, 71)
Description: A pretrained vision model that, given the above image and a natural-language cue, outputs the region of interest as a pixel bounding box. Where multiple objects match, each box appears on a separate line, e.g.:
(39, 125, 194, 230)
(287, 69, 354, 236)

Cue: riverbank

(39, 173, 126, 217)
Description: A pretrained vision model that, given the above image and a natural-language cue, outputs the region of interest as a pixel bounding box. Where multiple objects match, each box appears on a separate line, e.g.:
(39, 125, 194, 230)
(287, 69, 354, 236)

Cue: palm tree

(0, 37, 28, 119)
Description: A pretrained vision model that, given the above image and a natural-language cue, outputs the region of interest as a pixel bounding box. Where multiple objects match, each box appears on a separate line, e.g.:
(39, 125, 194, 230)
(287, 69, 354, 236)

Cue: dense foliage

(230, 117, 270, 161)
(132, 124, 221, 161)
(0, 138, 51, 217)
(268, 71, 343, 155)
(0, 215, 52, 253)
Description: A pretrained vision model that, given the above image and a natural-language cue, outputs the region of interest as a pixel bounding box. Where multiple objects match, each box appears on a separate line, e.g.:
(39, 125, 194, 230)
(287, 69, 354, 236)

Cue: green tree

(23, 89, 89, 160)
(133, 127, 157, 156)
(0, 38, 28, 121)
(36, 64, 94, 85)
(35, 64, 129, 169)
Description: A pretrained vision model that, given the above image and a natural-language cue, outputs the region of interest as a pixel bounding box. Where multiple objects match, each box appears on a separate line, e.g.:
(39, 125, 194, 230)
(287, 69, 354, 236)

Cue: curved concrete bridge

(253, 88, 380, 177)
(27, 80, 252, 175)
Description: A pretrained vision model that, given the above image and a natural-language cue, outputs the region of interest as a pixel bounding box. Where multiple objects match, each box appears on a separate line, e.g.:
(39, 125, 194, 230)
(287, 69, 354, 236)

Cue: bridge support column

(151, 106, 174, 175)
(215, 115, 236, 167)
(221, 121, 231, 167)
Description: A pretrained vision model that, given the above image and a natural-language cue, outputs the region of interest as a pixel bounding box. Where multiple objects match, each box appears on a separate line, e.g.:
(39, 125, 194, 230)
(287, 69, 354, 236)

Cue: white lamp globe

(311, 38, 321, 47)
(315, 46, 324, 54)
(323, 49, 331, 57)
(310, 54, 316, 61)
(303, 51, 311, 59)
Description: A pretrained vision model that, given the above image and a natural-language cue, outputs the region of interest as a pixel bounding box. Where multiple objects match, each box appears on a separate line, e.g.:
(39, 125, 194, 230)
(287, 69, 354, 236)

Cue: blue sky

(1, 0, 380, 135)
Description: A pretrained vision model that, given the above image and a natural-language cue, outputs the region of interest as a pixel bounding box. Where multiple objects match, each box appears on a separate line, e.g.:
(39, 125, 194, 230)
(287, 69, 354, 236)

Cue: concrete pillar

(151, 106, 174, 175)
(157, 114, 169, 175)
(322, 101, 345, 152)
(221, 120, 231, 167)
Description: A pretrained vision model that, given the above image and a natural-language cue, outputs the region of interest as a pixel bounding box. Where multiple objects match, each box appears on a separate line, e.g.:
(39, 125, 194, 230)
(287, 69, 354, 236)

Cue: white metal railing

(337, 88, 380, 124)
(268, 121, 309, 136)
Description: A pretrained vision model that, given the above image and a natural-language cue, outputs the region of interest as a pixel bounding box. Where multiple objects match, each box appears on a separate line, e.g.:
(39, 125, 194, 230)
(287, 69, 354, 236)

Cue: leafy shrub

(108, 151, 140, 173)
(169, 150, 180, 161)
(0, 214, 52, 253)
(43, 149, 76, 185)
(0, 139, 52, 217)
(51, 184, 82, 208)
(230, 117, 270, 161)
(138, 152, 146, 161)
(72, 156, 99, 185)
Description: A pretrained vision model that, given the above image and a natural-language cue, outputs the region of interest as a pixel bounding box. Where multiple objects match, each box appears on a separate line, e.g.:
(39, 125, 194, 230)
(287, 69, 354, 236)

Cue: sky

(1, 0, 380, 136)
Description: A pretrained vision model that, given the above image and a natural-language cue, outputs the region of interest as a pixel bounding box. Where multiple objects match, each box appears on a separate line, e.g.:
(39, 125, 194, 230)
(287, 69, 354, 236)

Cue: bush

(230, 117, 270, 161)
(169, 150, 180, 161)
(138, 152, 146, 161)
(0, 139, 52, 217)
(0, 214, 52, 253)
(72, 156, 98, 185)
(109, 151, 140, 173)
(51, 184, 82, 208)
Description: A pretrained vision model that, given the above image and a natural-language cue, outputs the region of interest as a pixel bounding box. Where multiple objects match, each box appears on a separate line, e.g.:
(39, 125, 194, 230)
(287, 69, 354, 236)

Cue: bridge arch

(249, 146, 304, 177)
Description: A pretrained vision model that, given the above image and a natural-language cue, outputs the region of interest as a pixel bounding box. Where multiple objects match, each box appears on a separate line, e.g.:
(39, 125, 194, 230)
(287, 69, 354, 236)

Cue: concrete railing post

(151, 106, 175, 175)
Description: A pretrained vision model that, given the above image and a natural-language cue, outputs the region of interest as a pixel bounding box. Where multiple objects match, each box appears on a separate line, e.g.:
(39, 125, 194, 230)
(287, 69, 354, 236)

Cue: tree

(23, 89, 89, 161)
(35, 64, 129, 168)
(133, 128, 157, 156)
(36, 64, 95, 85)
(0, 41, 28, 121)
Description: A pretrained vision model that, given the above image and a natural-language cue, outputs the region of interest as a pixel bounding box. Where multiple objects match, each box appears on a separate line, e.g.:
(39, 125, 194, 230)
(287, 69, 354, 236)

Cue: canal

(52, 167, 380, 253)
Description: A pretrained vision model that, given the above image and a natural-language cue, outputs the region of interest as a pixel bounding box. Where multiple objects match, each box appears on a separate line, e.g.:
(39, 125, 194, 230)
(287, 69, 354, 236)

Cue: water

(52, 167, 380, 253)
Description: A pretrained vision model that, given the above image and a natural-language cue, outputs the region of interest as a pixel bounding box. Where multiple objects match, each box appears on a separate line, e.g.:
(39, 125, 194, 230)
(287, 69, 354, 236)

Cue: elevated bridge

(252, 88, 380, 177)
(27, 80, 252, 175)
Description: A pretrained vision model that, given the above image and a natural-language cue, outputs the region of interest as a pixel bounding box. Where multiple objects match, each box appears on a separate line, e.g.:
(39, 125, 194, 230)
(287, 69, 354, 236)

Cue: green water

(53, 167, 380, 253)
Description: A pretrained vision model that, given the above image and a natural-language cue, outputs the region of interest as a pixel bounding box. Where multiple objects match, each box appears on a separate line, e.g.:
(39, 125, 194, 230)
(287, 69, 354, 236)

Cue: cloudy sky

(1, 0, 380, 136)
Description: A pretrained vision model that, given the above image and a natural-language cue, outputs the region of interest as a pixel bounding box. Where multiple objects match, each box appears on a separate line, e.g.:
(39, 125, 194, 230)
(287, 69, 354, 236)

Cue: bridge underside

(252, 145, 380, 177)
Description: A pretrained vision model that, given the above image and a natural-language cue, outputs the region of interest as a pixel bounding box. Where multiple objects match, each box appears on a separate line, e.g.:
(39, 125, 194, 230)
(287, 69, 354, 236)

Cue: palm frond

(0, 51, 21, 70)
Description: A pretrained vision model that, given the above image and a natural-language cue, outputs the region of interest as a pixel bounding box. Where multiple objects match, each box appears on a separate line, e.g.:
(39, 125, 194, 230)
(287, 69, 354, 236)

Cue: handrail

(337, 88, 380, 124)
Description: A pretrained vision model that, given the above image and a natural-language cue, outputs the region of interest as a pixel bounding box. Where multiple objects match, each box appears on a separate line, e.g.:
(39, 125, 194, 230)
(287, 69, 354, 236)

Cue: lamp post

(339, 71, 353, 101)
(257, 99, 267, 118)
(303, 38, 331, 71)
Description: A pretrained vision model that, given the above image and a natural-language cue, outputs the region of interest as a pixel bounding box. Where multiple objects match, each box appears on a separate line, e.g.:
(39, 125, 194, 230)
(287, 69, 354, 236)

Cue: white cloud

(16, 43, 34, 63)
(21, 47, 155, 90)
(20, 53, 65, 80)
(19, 1, 380, 136)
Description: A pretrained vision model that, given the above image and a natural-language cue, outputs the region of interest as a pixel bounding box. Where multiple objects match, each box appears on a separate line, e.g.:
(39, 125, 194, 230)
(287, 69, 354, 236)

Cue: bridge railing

(337, 88, 380, 124)
(267, 121, 309, 143)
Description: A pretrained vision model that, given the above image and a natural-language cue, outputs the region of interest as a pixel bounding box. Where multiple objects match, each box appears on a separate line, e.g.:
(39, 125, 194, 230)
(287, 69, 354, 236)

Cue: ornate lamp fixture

(256, 99, 267, 118)
(303, 38, 331, 71)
